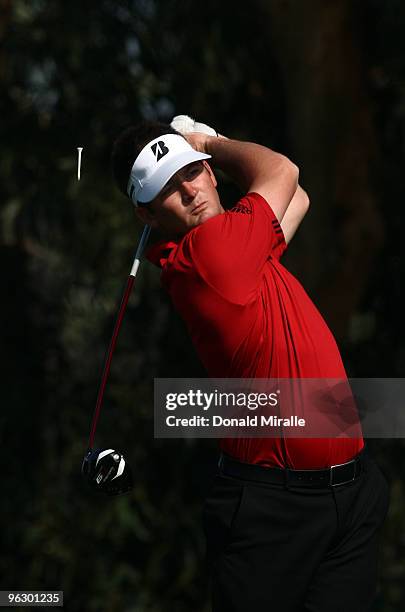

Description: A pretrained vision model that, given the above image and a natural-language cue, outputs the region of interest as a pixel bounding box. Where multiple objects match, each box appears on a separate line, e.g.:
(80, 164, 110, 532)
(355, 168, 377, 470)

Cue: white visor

(127, 133, 211, 206)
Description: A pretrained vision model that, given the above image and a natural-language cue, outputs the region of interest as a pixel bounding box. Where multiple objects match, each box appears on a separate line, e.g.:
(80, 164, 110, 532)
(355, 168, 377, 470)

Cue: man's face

(136, 161, 224, 238)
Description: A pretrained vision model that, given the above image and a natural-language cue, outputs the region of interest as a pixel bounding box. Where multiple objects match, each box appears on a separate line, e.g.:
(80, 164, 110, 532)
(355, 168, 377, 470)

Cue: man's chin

(193, 208, 221, 226)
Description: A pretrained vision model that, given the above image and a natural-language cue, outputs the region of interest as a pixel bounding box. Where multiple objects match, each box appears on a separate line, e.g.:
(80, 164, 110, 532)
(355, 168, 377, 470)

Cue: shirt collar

(146, 239, 179, 268)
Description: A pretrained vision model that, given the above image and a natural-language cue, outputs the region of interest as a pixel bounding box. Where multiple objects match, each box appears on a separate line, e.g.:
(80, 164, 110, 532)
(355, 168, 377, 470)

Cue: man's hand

(170, 114, 228, 154)
(171, 114, 218, 136)
(183, 131, 215, 155)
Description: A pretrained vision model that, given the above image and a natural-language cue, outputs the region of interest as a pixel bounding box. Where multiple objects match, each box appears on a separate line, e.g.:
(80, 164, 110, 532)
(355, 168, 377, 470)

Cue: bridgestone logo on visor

(151, 141, 169, 162)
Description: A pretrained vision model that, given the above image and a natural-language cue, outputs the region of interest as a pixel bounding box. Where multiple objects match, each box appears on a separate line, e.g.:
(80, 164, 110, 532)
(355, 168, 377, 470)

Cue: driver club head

(81, 448, 133, 496)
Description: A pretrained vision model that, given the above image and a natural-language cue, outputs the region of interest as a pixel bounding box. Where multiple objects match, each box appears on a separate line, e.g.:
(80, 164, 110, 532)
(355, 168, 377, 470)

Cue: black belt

(218, 448, 366, 488)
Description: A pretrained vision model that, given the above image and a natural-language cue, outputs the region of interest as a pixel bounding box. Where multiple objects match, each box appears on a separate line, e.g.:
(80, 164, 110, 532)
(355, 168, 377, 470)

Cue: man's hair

(111, 120, 182, 197)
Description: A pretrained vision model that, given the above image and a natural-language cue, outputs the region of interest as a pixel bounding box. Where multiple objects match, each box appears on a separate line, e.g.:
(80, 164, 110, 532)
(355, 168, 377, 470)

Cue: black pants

(203, 451, 390, 611)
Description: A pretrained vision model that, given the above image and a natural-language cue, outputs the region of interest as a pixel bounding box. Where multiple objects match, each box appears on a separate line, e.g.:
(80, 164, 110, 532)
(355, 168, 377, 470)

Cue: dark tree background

(0, 1, 403, 610)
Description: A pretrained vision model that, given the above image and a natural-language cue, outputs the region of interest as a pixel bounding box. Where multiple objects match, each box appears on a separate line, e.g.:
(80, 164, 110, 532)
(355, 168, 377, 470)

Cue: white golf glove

(170, 114, 218, 137)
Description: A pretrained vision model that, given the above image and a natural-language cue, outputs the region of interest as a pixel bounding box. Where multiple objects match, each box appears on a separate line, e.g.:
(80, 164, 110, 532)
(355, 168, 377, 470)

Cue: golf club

(82, 224, 151, 496)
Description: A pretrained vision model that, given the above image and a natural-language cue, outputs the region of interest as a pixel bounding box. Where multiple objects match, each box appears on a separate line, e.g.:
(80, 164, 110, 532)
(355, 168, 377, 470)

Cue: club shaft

(87, 225, 151, 449)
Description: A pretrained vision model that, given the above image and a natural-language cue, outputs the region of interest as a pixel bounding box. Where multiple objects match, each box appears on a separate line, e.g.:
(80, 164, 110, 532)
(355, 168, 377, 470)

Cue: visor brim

(136, 150, 211, 203)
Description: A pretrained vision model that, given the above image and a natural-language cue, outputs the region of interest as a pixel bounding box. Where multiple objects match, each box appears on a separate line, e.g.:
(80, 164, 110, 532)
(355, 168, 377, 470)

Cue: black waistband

(218, 447, 367, 488)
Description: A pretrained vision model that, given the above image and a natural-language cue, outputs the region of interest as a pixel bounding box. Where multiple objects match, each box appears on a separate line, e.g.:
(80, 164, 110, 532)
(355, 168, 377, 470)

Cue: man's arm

(280, 185, 310, 244)
(186, 133, 299, 222)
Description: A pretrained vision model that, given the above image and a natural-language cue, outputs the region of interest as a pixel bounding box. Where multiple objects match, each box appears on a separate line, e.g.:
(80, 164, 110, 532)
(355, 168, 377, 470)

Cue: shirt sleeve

(181, 192, 287, 304)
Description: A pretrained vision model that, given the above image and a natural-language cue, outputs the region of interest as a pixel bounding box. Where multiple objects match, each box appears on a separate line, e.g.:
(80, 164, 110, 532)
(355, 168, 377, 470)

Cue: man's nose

(179, 179, 197, 202)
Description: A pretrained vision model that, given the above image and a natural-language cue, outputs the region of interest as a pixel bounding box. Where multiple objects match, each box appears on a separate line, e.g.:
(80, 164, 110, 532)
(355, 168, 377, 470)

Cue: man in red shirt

(112, 119, 389, 611)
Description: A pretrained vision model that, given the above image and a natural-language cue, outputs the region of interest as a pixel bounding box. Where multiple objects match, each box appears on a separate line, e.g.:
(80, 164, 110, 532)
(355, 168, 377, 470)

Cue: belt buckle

(329, 460, 356, 487)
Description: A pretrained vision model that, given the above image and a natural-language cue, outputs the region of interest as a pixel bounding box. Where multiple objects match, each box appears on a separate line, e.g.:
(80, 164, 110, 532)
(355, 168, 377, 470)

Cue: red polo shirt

(147, 192, 364, 468)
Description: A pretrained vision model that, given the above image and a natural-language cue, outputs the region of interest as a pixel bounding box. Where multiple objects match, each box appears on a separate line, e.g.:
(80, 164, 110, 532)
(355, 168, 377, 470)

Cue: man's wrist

(204, 134, 218, 157)
(204, 134, 237, 170)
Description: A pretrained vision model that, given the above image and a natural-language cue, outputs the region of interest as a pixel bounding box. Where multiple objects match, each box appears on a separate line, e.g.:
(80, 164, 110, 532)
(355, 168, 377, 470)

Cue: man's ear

(203, 161, 217, 188)
(134, 205, 157, 228)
